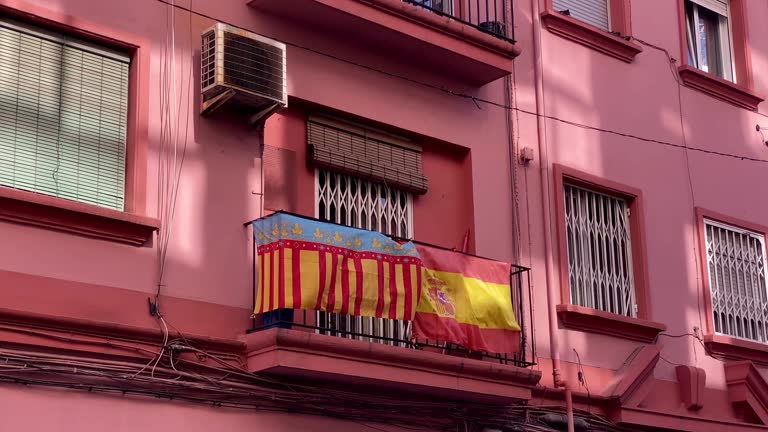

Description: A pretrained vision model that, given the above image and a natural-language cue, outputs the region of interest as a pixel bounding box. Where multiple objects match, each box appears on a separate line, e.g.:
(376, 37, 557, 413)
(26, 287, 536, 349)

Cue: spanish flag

(412, 244, 521, 354)
(253, 212, 422, 321)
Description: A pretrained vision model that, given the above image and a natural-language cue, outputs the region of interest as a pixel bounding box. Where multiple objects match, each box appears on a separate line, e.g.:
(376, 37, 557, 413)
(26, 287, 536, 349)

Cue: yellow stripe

(409, 264, 418, 319)
(255, 253, 263, 314)
(346, 257, 356, 314)
(333, 255, 344, 313)
(381, 261, 391, 318)
(323, 251, 332, 310)
(359, 259, 379, 317)
(417, 269, 519, 330)
(394, 263, 405, 319)
(273, 248, 279, 308)
(263, 251, 272, 312)
(299, 249, 320, 310)
(284, 247, 293, 308)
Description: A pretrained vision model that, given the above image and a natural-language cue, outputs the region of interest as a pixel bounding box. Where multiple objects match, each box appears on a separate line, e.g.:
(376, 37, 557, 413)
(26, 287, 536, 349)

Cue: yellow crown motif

(291, 223, 303, 236)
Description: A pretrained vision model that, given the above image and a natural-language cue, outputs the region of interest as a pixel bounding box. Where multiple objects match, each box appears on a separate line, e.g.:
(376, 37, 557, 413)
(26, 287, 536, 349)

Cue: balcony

(247, 0, 520, 86)
(243, 212, 540, 403)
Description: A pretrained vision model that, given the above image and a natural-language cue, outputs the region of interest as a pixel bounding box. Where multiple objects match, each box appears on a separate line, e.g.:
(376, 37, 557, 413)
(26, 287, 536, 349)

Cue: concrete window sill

(705, 334, 768, 365)
(0, 186, 159, 246)
(541, 11, 642, 63)
(678, 65, 764, 111)
(557, 304, 667, 343)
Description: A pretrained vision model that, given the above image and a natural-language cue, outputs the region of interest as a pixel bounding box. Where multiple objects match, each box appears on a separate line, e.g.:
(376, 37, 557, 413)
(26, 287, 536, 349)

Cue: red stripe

(258, 252, 265, 313)
(353, 257, 364, 316)
(278, 245, 285, 309)
(388, 261, 397, 319)
(340, 255, 350, 315)
(326, 252, 339, 313)
(268, 251, 275, 311)
(412, 312, 521, 354)
(375, 259, 385, 318)
(416, 244, 509, 284)
(315, 251, 327, 310)
(292, 247, 302, 309)
(403, 262, 412, 320)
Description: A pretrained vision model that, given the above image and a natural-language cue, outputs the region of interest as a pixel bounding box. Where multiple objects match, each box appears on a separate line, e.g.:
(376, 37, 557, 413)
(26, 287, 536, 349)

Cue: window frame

(553, 165, 664, 342)
(676, 0, 763, 110)
(541, 0, 643, 63)
(0, 3, 157, 245)
(684, 0, 736, 82)
(696, 208, 768, 340)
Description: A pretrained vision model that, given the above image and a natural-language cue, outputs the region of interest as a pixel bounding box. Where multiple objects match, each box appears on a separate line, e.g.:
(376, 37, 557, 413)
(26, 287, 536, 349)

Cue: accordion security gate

(704, 220, 768, 343)
(316, 169, 413, 347)
(563, 183, 637, 317)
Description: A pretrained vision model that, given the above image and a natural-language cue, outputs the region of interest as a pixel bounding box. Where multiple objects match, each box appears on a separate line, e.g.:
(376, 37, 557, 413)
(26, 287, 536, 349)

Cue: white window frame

(314, 168, 414, 346)
(563, 182, 637, 317)
(552, 0, 612, 32)
(704, 218, 768, 343)
(685, 0, 736, 82)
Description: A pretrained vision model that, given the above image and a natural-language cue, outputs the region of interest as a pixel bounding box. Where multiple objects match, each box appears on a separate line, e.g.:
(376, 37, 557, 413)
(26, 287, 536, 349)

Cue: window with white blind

(316, 168, 414, 346)
(564, 183, 637, 317)
(0, 19, 130, 210)
(704, 219, 768, 343)
(552, 0, 610, 31)
(685, 0, 734, 81)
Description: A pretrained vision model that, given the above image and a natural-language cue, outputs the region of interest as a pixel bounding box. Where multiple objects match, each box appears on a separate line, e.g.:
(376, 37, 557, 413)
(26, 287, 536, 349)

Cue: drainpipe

(528, 0, 573, 431)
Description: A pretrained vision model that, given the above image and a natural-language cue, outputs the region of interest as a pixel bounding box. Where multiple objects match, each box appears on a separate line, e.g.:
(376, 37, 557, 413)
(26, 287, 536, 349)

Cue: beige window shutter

(307, 114, 428, 195)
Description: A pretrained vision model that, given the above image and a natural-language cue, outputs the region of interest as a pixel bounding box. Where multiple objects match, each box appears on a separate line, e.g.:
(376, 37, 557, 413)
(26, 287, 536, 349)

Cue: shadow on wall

(156, 8, 262, 312)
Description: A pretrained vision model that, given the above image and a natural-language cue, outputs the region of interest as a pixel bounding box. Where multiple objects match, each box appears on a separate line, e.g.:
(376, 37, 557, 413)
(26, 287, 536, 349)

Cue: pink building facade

(2, 0, 768, 430)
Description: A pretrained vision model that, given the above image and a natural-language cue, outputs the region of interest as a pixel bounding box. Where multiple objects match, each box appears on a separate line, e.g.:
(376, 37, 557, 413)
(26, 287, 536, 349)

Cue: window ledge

(704, 334, 768, 365)
(540, 11, 642, 63)
(678, 65, 764, 111)
(0, 186, 159, 246)
(556, 304, 667, 343)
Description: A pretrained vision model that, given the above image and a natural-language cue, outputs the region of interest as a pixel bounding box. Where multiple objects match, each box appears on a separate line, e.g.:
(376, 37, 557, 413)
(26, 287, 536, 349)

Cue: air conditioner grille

(222, 31, 284, 102)
(201, 30, 216, 90)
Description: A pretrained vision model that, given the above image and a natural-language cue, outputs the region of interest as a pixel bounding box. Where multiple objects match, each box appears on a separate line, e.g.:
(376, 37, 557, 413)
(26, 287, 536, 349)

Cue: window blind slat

(689, 0, 728, 16)
(0, 20, 128, 210)
(552, 0, 610, 31)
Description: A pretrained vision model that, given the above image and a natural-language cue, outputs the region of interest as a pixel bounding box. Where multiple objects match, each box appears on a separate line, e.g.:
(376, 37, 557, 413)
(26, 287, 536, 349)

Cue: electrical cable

(156, 0, 768, 166)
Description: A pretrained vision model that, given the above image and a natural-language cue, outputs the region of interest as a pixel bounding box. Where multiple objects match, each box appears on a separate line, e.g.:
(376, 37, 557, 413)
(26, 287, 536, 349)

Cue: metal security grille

(704, 220, 768, 343)
(0, 19, 129, 210)
(564, 184, 636, 316)
(316, 168, 413, 346)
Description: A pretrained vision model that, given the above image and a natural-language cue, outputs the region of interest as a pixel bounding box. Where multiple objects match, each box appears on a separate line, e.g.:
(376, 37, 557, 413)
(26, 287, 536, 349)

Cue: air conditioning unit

(200, 23, 287, 124)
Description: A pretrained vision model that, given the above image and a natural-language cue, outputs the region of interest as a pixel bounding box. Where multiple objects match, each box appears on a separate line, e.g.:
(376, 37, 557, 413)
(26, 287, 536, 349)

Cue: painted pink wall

(0, 385, 411, 432)
(0, 0, 513, 320)
(512, 0, 768, 404)
(3, 0, 767, 426)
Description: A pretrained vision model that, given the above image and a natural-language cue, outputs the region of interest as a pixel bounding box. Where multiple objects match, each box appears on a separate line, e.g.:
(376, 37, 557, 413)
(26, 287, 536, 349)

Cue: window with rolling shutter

(307, 115, 428, 195)
(0, 19, 130, 210)
(552, 0, 610, 31)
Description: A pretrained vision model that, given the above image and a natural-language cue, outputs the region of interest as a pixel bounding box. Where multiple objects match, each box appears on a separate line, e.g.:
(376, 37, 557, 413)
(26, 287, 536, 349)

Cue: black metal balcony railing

(250, 255, 535, 369)
(405, 0, 514, 42)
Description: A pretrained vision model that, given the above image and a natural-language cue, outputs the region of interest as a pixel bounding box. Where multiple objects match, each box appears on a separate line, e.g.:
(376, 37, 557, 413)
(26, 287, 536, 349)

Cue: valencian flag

(252, 212, 422, 320)
(412, 244, 521, 354)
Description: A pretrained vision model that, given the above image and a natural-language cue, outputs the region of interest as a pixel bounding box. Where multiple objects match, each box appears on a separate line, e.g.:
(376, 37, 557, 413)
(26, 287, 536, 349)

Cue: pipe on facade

(528, 0, 574, 430)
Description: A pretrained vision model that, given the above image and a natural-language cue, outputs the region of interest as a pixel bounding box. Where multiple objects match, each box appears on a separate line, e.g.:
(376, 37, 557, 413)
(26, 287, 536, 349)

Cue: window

(563, 183, 636, 317)
(306, 114, 425, 346)
(316, 168, 414, 346)
(685, 0, 734, 81)
(552, 0, 610, 31)
(0, 18, 129, 210)
(410, 0, 452, 15)
(704, 219, 768, 343)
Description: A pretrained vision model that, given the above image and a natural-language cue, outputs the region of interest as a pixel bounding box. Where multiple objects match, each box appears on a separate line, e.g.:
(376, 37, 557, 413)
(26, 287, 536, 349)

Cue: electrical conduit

(528, 0, 574, 431)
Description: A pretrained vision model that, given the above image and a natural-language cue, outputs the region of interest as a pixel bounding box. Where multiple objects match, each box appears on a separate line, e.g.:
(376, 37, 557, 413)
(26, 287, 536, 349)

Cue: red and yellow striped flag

(253, 213, 422, 320)
(412, 244, 521, 354)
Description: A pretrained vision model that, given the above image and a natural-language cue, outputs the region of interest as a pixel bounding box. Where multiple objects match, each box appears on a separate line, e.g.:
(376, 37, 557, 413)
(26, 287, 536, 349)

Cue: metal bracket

(200, 89, 237, 116)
